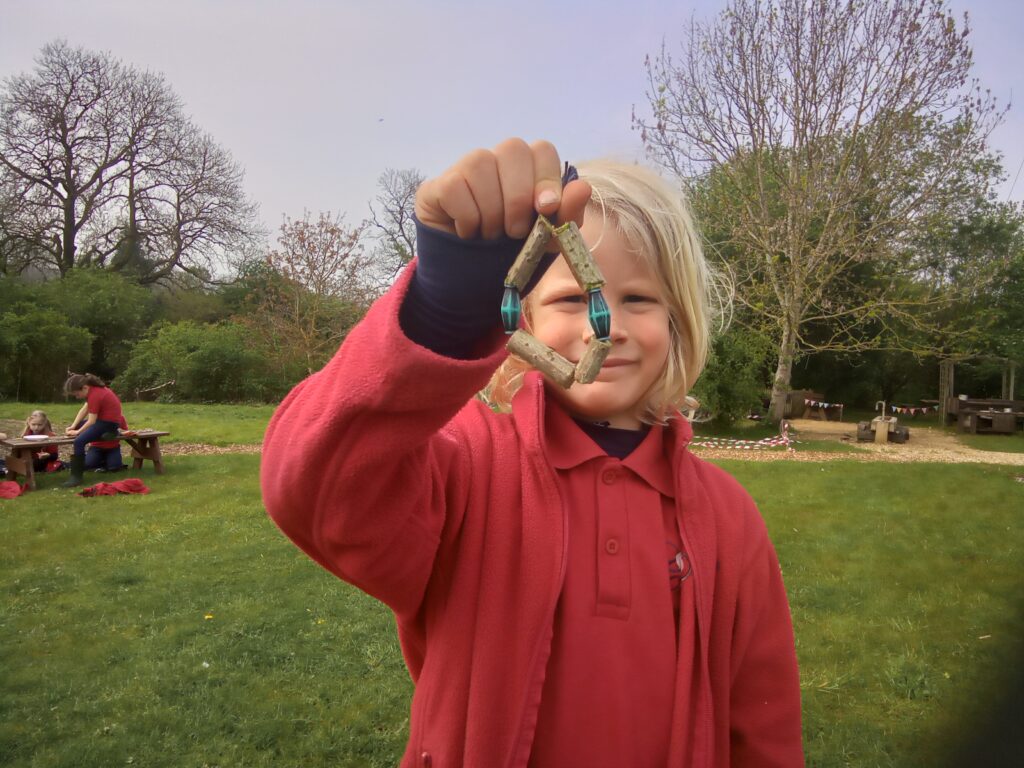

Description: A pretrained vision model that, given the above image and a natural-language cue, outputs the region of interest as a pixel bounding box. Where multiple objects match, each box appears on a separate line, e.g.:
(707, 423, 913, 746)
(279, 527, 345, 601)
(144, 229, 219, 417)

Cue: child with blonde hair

(263, 138, 803, 767)
(22, 410, 60, 472)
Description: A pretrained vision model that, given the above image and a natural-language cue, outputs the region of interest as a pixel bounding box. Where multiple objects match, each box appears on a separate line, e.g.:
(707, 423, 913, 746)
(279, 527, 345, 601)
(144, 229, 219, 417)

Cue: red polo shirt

(529, 401, 698, 767)
(86, 386, 123, 423)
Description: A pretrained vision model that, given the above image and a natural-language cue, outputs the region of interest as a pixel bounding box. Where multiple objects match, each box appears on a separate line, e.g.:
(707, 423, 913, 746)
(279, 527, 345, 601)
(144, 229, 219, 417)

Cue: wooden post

(938, 359, 949, 426)
(1011, 361, 1017, 401)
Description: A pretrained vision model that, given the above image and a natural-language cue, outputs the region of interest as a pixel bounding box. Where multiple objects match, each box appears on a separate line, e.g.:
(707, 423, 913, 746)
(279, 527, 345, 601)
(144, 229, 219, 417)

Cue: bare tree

(634, 0, 1004, 420)
(126, 124, 260, 283)
(242, 211, 371, 375)
(0, 40, 259, 283)
(367, 167, 423, 291)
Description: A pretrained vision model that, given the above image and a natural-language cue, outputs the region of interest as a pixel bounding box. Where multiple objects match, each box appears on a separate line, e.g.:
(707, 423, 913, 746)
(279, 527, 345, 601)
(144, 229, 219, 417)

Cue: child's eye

(624, 294, 658, 304)
(555, 294, 586, 304)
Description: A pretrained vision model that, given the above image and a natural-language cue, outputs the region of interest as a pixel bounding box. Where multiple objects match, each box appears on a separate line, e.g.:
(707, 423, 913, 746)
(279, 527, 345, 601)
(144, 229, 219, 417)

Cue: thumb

(555, 178, 592, 230)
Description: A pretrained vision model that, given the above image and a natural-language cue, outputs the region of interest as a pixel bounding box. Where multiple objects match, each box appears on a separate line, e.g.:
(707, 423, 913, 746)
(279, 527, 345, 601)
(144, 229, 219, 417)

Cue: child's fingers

(459, 149, 505, 240)
(494, 138, 536, 239)
(416, 139, 584, 241)
(418, 172, 477, 238)
(530, 140, 563, 218)
(556, 178, 593, 229)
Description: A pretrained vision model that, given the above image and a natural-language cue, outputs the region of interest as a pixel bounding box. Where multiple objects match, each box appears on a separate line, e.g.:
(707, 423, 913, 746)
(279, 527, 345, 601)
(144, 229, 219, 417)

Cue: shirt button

(605, 538, 619, 555)
(601, 468, 620, 484)
(421, 752, 432, 767)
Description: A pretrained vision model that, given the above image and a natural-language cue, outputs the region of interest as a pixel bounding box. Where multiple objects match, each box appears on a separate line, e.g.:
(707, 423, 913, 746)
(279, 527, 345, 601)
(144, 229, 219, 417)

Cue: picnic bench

(0, 430, 169, 492)
(947, 397, 1024, 434)
(956, 409, 1024, 435)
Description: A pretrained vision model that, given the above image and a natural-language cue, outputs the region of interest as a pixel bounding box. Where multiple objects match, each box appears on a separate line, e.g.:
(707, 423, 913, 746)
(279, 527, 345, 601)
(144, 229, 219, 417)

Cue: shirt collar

(541, 387, 676, 498)
(543, 395, 607, 470)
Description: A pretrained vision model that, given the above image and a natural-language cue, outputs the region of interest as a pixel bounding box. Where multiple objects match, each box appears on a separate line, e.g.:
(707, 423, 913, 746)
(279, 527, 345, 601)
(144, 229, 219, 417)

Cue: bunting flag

(889, 405, 939, 415)
(804, 398, 844, 409)
(691, 422, 796, 452)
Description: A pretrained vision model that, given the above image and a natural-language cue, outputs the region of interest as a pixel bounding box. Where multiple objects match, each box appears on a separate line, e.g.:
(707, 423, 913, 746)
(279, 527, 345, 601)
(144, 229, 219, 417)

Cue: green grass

(720, 459, 1024, 767)
(3, 427, 1023, 766)
(0, 402, 274, 446)
(1, 456, 410, 767)
(956, 430, 1024, 454)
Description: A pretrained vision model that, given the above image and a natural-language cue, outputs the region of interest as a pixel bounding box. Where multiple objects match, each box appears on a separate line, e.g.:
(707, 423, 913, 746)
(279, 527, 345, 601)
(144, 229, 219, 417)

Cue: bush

(0, 302, 93, 400)
(693, 327, 773, 424)
(118, 320, 286, 402)
(35, 268, 155, 378)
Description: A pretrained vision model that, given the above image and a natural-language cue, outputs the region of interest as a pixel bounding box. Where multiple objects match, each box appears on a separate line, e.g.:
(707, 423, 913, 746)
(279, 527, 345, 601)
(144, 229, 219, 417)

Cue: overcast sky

(3, 0, 1022, 242)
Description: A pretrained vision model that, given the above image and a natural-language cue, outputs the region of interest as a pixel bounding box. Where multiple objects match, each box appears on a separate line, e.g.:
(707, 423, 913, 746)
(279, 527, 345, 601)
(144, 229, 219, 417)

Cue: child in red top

(262, 139, 803, 766)
(62, 373, 124, 487)
(84, 414, 129, 473)
(22, 410, 60, 472)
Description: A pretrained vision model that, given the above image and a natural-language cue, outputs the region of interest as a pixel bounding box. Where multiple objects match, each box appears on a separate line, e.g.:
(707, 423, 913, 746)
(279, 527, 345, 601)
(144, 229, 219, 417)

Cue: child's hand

(415, 138, 591, 240)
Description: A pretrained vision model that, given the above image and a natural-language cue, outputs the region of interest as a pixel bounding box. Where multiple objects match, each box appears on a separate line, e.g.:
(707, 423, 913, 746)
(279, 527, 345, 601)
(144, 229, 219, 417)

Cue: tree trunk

(769, 321, 798, 423)
(62, 195, 76, 274)
(938, 358, 955, 425)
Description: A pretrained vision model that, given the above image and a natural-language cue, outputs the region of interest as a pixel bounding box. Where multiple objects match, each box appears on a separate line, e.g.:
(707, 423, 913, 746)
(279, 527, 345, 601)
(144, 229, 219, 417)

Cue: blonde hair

(25, 410, 53, 435)
(487, 159, 726, 423)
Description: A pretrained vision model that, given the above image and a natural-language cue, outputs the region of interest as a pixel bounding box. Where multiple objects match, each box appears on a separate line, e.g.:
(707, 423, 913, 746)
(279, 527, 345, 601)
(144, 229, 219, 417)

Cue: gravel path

(6, 417, 1021, 465)
(694, 418, 1024, 465)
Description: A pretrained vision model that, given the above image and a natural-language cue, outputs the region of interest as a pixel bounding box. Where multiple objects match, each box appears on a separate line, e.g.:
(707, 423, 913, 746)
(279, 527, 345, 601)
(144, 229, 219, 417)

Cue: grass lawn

(956, 430, 1024, 454)
(0, 402, 274, 446)
(3, 412, 1023, 766)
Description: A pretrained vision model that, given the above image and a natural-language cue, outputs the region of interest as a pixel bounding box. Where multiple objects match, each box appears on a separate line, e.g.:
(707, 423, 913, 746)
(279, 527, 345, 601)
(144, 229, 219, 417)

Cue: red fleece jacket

(261, 266, 803, 768)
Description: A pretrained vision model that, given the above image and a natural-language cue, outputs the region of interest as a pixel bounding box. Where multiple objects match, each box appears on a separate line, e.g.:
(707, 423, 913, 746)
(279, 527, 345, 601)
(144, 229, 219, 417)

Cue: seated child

(23, 410, 60, 472)
(84, 414, 129, 473)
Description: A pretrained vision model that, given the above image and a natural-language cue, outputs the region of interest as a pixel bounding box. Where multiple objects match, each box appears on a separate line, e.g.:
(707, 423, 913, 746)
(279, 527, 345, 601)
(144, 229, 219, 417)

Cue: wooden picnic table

(0, 430, 169, 491)
(956, 409, 1024, 435)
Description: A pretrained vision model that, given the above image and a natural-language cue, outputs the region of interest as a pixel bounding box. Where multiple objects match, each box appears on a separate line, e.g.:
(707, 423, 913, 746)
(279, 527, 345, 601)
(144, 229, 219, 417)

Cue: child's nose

(581, 313, 627, 343)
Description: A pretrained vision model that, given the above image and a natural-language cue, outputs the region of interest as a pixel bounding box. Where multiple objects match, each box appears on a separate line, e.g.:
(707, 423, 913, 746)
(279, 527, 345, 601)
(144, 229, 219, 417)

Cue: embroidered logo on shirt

(667, 543, 692, 590)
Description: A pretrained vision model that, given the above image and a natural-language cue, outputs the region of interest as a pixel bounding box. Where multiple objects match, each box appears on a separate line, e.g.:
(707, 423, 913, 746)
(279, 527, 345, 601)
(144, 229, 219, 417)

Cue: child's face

(28, 418, 46, 433)
(529, 216, 671, 429)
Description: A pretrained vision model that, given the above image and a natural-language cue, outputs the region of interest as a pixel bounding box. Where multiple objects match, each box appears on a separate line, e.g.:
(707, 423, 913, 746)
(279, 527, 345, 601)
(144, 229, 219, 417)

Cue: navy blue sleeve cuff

(399, 219, 555, 359)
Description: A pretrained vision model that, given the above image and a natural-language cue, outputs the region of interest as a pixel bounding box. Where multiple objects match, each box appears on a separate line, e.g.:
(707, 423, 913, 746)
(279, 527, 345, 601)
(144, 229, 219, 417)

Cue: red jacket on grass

(261, 266, 803, 768)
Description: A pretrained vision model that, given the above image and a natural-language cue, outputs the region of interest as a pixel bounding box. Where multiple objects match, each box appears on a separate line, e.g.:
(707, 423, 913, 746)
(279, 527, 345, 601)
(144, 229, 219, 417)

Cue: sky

(2, 0, 1022, 242)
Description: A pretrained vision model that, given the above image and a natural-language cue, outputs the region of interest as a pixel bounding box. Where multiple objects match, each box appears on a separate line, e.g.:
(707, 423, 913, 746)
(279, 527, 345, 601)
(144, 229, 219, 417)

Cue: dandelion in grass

(204, 612, 214, 620)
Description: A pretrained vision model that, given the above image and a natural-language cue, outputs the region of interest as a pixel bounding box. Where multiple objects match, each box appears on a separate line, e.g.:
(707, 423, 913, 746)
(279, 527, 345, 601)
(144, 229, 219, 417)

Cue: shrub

(693, 327, 773, 424)
(118, 320, 286, 402)
(35, 268, 155, 378)
(0, 302, 93, 400)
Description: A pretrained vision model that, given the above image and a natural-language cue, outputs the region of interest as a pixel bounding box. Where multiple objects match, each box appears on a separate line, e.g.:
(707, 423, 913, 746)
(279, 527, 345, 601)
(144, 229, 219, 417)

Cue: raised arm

(263, 138, 588, 619)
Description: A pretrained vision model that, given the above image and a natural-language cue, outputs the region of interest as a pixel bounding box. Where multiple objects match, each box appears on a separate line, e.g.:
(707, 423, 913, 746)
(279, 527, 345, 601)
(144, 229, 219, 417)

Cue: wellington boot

(62, 455, 85, 488)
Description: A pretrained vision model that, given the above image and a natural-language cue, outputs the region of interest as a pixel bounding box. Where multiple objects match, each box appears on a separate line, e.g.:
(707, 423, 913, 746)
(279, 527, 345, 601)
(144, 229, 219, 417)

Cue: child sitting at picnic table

(63, 373, 124, 488)
(263, 138, 803, 767)
(22, 410, 61, 472)
(78, 413, 129, 473)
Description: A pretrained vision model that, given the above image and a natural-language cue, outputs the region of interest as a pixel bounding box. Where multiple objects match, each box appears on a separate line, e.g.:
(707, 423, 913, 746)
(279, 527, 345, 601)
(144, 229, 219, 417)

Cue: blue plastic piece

(588, 289, 611, 340)
(501, 285, 522, 335)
